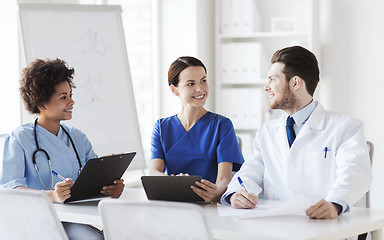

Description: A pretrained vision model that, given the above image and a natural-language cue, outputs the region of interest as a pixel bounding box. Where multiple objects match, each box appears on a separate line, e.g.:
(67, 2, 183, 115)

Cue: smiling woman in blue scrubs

(150, 56, 244, 203)
(0, 58, 124, 240)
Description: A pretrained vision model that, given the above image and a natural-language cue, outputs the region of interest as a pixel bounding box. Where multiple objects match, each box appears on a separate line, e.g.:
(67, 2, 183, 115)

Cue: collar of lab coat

(282, 102, 326, 131)
(304, 103, 326, 130)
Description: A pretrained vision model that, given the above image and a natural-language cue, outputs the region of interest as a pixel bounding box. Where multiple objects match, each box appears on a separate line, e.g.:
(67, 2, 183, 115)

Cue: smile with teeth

(64, 109, 72, 113)
(193, 94, 205, 99)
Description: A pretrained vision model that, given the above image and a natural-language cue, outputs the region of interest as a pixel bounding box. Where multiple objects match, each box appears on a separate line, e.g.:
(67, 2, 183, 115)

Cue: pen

(324, 147, 328, 158)
(51, 170, 66, 181)
(237, 176, 248, 193)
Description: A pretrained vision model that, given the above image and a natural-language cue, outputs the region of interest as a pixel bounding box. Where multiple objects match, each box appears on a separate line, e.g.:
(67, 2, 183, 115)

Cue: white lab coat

(224, 103, 372, 207)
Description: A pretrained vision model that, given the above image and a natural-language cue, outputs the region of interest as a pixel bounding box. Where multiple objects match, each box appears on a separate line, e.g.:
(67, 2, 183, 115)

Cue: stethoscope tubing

(32, 118, 82, 189)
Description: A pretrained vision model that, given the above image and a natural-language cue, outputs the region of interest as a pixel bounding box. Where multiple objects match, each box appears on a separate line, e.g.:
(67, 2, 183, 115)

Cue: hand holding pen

(229, 177, 258, 209)
(237, 177, 249, 192)
(51, 170, 74, 202)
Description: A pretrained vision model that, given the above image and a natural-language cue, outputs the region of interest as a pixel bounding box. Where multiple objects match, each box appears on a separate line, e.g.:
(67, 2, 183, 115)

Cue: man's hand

(230, 190, 258, 209)
(306, 199, 339, 219)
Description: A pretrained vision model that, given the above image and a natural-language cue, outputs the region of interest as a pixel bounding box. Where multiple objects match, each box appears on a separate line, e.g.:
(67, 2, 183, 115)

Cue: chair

(356, 141, 374, 240)
(0, 189, 68, 240)
(365, 141, 374, 208)
(99, 199, 212, 240)
(236, 135, 242, 151)
(0, 134, 6, 172)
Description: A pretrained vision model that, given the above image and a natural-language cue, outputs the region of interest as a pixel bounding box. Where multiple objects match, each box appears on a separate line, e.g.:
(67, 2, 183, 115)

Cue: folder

(220, 0, 260, 34)
(220, 42, 262, 83)
(219, 88, 263, 129)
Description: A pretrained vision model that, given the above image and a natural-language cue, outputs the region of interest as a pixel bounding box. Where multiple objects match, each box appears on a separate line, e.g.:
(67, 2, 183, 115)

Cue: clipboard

(141, 175, 204, 202)
(64, 152, 136, 203)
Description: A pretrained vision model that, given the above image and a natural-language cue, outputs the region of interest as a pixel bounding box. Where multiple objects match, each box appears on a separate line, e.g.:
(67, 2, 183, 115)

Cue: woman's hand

(101, 179, 125, 198)
(52, 178, 74, 203)
(191, 179, 219, 203)
(172, 173, 190, 176)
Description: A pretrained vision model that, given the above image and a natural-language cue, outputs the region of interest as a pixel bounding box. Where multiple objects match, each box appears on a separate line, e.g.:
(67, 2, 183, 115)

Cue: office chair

(236, 135, 242, 151)
(99, 199, 212, 240)
(0, 189, 68, 240)
(0, 134, 6, 172)
(365, 141, 374, 208)
(356, 141, 374, 240)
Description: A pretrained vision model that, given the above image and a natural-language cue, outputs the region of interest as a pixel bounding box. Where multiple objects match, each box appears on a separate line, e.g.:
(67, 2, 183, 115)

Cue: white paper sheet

(217, 196, 311, 219)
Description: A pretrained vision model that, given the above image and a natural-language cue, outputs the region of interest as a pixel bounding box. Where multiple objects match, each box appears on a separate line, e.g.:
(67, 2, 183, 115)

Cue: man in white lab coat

(221, 46, 372, 219)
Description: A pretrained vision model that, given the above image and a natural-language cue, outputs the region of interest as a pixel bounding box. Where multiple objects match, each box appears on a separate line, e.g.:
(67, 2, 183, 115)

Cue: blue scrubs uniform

(0, 122, 97, 189)
(0, 122, 103, 240)
(151, 112, 244, 183)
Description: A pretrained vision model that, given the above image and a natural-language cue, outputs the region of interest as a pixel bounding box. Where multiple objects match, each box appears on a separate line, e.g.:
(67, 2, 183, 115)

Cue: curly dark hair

(20, 58, 75, 114)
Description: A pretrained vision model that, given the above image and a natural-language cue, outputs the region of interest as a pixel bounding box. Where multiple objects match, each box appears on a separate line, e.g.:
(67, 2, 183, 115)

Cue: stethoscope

(33, 118, 82, 190)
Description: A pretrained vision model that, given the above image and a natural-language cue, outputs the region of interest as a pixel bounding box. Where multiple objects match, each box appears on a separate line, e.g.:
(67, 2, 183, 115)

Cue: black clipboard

(141, 175, 204, 202)
(64, 152, 136, 203)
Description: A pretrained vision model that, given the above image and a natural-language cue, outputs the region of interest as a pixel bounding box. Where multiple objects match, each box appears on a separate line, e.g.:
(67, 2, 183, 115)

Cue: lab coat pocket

(304, 149, 335, 195)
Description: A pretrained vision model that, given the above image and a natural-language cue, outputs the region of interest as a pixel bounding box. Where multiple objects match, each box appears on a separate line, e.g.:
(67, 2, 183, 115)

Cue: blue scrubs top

(151, 112, 244, 183)
(0, 122, 97, 190)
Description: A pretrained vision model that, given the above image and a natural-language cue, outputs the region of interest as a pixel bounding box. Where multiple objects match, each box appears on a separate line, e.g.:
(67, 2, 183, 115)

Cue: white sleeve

(325, 118, 372, 207)
(221, 127, 265, 204)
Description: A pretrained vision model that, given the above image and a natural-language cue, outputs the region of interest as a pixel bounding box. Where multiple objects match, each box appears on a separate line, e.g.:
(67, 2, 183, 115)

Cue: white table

(54, 188, 384, 240)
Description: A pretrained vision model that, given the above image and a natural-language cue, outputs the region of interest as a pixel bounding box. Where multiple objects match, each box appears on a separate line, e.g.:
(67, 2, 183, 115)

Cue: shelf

(215, 0, 319, 158)
(219, 31, 309, 40)
(221, 80, 267, 88)
(234, 128, 258, 133)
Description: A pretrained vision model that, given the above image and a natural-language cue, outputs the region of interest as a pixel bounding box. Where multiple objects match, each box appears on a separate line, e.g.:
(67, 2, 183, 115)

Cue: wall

(0, 1, 20, 134)
(319, 0, 384, 208)
(154, 0, 214, 119)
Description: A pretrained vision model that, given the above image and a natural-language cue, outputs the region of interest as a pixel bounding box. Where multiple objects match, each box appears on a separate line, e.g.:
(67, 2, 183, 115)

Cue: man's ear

(170, 84, 179, 96)
(291, 76, 303, 92)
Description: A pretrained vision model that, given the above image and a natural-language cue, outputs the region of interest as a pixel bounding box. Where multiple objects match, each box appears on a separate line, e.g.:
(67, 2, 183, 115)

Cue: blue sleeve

(217, 118, 244, 171)
(151, 120, 165, 160)
(0, 135, 27, 188)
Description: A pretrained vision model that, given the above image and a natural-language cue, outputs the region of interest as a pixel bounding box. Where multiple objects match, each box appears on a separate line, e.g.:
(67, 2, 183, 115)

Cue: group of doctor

(0, 45, 372, 239)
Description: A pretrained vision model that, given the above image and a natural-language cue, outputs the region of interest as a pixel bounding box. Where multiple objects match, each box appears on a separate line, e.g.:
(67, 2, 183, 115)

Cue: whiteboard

(19, 4, 145, 170)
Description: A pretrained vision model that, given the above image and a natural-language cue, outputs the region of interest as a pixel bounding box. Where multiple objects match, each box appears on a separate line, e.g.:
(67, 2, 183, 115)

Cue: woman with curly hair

(0, 58, 124, 240)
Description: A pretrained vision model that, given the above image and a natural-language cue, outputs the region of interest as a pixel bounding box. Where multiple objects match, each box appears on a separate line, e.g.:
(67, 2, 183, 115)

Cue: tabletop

(54, 188, 384, 240)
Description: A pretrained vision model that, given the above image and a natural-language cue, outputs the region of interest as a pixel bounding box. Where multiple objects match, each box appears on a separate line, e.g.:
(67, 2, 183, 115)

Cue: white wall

(154, 0, 214, 119)
(0, 1, 20, 134)
(319, 0, 384, 208)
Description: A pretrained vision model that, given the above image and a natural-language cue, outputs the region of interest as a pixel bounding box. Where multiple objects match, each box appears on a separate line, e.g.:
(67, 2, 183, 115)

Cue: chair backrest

(354, 141, 374, 208)
(99, 199, 212, 240)
(0, 134, 6, 173)
(0, 189, 68, 240)
(236, 135, 242, 151)
(366, 141, 374, 208)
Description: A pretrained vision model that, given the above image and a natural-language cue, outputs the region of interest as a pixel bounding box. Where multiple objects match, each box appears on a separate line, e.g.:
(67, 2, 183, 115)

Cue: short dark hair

(168, 56, 207, 87)
(271, 46, 319, 96)
(20, 58, 75, 114)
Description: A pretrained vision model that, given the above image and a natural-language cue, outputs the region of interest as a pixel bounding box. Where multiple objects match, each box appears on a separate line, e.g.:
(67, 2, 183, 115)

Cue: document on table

(217, 196, 311, 219)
